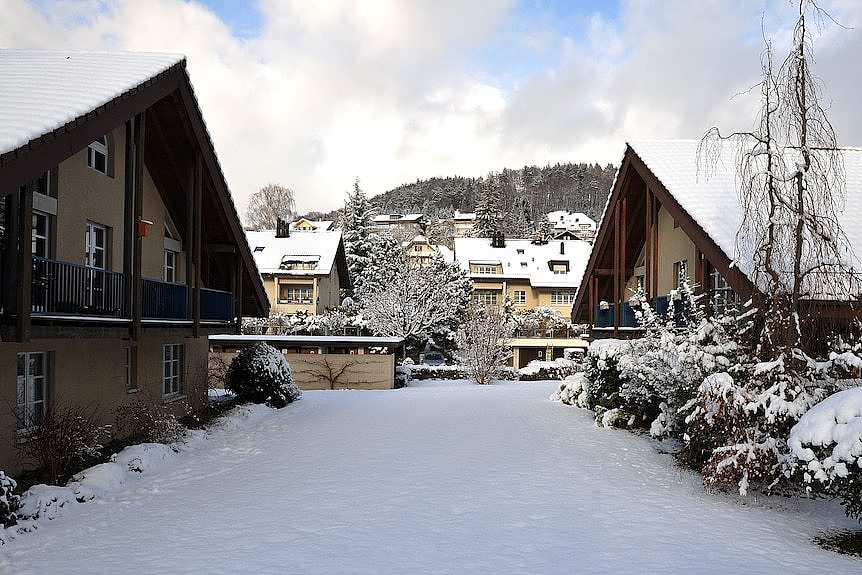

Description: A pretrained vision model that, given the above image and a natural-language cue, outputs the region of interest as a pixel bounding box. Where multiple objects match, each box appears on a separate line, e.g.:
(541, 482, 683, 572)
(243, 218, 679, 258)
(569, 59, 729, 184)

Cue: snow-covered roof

(454, 210, 476, 221)
(454, 237, 592, 288)
(547, 211, 596, 231)
(246, 230, 342, 276)
(373, 213, 424, 224)
(0, 50, 184, 157)
(627, 139, 862, 286)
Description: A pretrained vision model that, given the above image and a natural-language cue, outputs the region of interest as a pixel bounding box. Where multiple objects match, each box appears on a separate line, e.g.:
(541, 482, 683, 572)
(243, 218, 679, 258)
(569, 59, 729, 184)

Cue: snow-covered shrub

(681, 356, 831, 495)
(550, 373, 591, 407)
(115, 399, 187, 445)
(401, 357, 415, 366)
(595, 406, 636, 429)
(789, 387, 862, 519)
(16, 403, 109, 485)
(407, 365, 470, 380)
(456, 303, 513, 385)
(583, 339, 625, 411)
(395, 366, 411, 388)
(226, 343, 301, 408)
(0, 472, 19, 527)
(518, 358, 578, 381)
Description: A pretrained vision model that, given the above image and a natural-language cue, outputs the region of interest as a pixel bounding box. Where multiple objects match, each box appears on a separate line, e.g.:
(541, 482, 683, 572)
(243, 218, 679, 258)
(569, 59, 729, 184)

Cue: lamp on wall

(137, 218, 154, 238)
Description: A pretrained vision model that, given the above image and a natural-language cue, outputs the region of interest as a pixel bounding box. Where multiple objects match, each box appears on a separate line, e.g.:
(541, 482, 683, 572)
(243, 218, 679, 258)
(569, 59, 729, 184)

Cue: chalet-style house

(0, 50, 268, 473)
(571, 140, 862, 341)
(547, 211, 597, 242)
(290, 218, 333, 232)
(453, 210, 476, 237)
(247, 225, 349, 316)
(454, 237, 591, 366)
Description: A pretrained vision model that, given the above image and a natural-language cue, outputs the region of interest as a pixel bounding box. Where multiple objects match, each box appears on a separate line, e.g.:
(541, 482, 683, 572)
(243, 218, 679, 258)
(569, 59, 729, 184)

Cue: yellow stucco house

(246, 227, 350, 316)
(454, 236, 592, 367)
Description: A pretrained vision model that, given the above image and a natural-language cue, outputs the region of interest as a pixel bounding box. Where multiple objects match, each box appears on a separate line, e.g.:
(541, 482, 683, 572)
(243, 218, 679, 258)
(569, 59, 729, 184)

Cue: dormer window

(516, 249, 525, 255)
(87, 136, 108, 174)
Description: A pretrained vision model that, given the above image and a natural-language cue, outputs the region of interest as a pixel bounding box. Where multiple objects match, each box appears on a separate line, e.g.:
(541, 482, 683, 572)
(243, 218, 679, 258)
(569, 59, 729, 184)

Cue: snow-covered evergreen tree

(531, 215, 554, 245)
(340, 179, 375, 295)
(472, 172, 503, 239)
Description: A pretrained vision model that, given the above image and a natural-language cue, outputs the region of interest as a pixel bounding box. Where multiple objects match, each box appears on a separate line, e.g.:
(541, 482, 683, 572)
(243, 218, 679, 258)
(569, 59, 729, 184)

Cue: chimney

(276, 218, 290, 238)
(560, 241, 565, 255)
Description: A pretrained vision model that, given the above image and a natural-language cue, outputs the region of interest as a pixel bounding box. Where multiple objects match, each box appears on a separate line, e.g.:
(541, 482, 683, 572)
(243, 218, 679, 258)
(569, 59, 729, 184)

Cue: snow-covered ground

(2, 381, 859, 574)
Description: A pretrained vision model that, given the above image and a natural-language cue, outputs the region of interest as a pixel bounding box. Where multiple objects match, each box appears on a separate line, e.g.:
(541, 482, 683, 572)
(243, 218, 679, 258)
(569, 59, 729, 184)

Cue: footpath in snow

(1, 380, 859, 574)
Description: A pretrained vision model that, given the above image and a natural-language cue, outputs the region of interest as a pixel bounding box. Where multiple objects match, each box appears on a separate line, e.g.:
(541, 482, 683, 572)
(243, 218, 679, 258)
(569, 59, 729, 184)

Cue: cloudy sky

(2, 0, 861, 217)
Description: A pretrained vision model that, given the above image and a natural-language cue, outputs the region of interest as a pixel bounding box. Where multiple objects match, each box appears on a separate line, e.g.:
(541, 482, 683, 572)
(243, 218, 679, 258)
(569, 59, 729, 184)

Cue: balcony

(22, 256, 233, 322)
(594, 295, 689, 329)
(143, 278, 187, 319)
(32, 256, 125, 317)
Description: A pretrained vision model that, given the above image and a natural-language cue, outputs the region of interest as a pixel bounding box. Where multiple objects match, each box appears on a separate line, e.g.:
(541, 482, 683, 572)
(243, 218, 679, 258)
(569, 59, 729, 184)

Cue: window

(85, 222, 108, 308)
(17, 352, 47, 430)
(472, 265, 499, 275)
(673, 260, 689, 289)
(414, 245, 422, 252)
(551, 290, 577, 305)
(520, 262, 528, 268)
(164, 250, 177, 283)
(551, 262, 569, 275)
(279, 285, 314, 304)
(473, 289, 499, 306)
(516, 249, 525, 255)
(710, 267, 741, 316)
(254, 246, 265, 252)
(32, 211, 50, 258)
(87, 136, 108, 174)
(126, 346, 138, 392)
(280, 260, 317, 271)
(163, 344, 183, 396)
(513, 290, 526, 305)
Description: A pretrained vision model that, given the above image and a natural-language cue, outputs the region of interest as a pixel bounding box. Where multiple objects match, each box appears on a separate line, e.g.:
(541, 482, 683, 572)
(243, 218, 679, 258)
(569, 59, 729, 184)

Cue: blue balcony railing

(32, 256, 126, 317)
(594, 295, 689, 329)
(201, 287, 233, 321)
(143, 279, 188, 319)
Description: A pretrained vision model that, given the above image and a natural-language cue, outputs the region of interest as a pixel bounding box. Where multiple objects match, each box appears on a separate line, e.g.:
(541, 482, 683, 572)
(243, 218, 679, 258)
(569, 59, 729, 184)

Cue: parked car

(421, 351, 445, 366)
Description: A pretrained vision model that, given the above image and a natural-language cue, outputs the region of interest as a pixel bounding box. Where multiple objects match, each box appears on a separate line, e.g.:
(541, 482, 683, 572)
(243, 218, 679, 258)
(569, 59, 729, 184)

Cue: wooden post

(645, 188, 653, 300)
(16, 184, 33, 342)
(192, 152, 202, 337)
(613, 203, 621, 335)
(651, 200, 660, 298)
(233, 252, 243, 335)
(123, 119, 135, 320)
(132, 112, 145, 341)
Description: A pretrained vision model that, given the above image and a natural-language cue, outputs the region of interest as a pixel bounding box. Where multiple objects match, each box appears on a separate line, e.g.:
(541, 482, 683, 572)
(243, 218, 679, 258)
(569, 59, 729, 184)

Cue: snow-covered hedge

(0, 472, 19, 528)
(789, 387, 862, 519)
(226, 343, 301, 408)
(518, 358, 578, 381)
(403, 364, 518, 381)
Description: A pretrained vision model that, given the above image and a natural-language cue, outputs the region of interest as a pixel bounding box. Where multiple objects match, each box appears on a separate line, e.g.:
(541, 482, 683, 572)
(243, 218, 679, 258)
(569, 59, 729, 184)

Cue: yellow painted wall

(0, 335, 208, 475)
(472, 278, 575, 316)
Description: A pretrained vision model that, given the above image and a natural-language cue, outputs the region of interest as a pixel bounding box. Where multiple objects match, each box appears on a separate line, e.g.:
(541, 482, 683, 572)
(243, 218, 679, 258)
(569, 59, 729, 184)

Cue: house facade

(0, 51, 268, 474)
(547, 211, 597, 242)
(454, 237, 591, 367)
(247, 227, 349, 316)
(571, 140, 862, 343)
(372, 213, 425, 237)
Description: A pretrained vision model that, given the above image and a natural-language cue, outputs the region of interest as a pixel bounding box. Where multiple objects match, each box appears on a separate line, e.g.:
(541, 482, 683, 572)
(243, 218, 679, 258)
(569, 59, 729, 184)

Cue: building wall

(264, 268, 342, 316)
(472, 278, 576, 316)
(55, 125, 127, 269)
(141, 167, 187, 283)
(316, 265, 342, 311)
(0, 335, 208, 475)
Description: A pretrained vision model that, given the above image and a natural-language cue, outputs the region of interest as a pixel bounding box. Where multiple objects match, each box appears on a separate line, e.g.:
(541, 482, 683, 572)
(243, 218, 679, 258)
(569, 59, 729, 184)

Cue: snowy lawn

(2, 380, 859, 574)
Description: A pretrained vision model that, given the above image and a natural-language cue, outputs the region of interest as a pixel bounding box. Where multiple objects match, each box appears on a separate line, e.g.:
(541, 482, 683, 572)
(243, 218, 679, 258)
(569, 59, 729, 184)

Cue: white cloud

(1, 0, 861, 218)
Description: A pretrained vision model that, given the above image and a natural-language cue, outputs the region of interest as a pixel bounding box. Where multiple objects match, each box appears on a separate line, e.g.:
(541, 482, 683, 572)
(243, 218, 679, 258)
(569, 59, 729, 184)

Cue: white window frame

(513, 290, 527, 305)
(551, 290, 576, 305)
(85, 221, 107, 269)
(17, 351, 47, 431)
(163, 344, 183, 397)
(87, 136, 108, 174)
(164, 249, 177, 283)
(709, 267, 740, 316)
(473, 289, 499, 306)
(472, 265, 499, 275)
(32, 210, 50, 259)
(280, 285, 314, 304)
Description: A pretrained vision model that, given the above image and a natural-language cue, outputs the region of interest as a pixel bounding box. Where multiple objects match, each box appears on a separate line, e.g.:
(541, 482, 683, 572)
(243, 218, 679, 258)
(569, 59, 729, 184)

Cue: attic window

(87, 136, 108, 174)
(520, 262, 528, 268)
(516, 249, 524, 255)
(254, 246, 265, 252)
(550, 261, 569, 275)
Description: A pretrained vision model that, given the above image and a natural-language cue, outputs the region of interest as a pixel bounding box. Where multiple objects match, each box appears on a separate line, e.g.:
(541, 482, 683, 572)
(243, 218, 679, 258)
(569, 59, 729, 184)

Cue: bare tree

(245, 183, 296, 230)
(699, 0, 858, 358)
(456, 303, 513, 385)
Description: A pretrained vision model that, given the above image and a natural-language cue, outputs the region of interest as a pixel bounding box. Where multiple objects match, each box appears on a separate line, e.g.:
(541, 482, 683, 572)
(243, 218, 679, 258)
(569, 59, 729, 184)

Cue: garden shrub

(226, 342, 301, 408)
(0, 471, 19, 527)
(518, 358, 578, 381)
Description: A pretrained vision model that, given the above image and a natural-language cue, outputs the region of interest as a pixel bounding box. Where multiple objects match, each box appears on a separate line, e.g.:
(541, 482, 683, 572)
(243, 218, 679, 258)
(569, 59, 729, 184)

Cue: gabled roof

(290, 218, 334, 231)
(454, 237, 591, 289)
(246, 229, 350, 287)
(0, 49, 269, 317)
(547, 211, 596, 231)
(373, 213, 424, 224)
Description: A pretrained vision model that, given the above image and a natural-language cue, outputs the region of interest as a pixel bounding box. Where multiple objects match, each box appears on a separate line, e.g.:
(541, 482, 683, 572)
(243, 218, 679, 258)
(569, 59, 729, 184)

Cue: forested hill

(370, 162, 617, 221)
